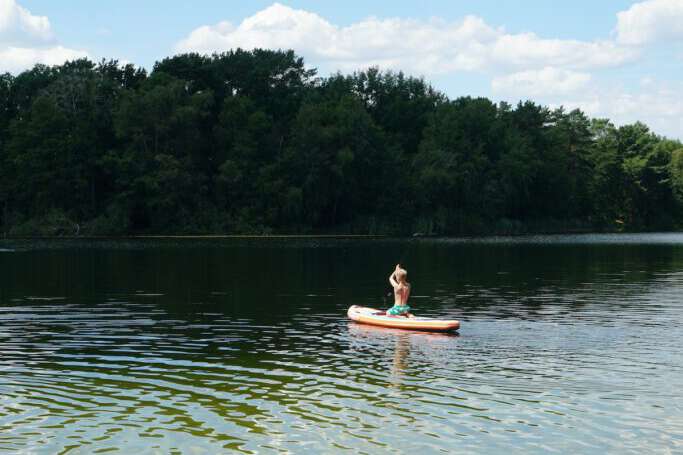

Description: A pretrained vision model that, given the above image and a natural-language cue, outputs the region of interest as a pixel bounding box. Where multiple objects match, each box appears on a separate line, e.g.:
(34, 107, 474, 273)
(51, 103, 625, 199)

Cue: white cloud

(0, 0, 88, 73)
(0, 0, 52, 44)
(175, 3, 636, 75)
(492, 67, 591, 97)
(616, 0, 683, 45)
(0, 45, 88, 73)
(551, 81, 683, 139)
(491, 34, 634, 70)
(175, 2, 682, 139)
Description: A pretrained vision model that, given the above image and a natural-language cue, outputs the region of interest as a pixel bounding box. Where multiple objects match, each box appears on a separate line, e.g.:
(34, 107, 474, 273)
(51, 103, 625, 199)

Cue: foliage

(0, 51, 681, 235)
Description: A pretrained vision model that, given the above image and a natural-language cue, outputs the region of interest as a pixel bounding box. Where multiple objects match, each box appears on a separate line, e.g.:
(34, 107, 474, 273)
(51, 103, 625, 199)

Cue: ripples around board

(2, 235, 683, 453)
(2, 296, 683, 453)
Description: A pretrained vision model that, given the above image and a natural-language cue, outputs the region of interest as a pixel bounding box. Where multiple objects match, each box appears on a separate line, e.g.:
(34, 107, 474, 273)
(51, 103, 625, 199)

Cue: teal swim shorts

(387, 305, 411, 315)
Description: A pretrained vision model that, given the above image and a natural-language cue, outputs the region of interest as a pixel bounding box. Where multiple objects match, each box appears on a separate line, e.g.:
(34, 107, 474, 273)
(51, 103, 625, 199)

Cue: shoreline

(1, 230, 681, 241)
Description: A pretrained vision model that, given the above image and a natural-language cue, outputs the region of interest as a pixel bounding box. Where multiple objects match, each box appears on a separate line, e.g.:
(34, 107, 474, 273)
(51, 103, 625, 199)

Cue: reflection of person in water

(390, 334, 410, 387)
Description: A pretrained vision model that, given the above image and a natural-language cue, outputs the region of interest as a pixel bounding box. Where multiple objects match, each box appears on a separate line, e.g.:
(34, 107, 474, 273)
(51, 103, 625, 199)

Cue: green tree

(588, 119, 624, 226)
(108, 72, 213, 231)
(213, 95, 275, 230)
(671, 147, 683, 213)
(284, 96, 391, 229)
(324, 68, 445, 156)
(616, 122, 660, 226)
(1, 52, 681, 236)
(546, 108, 594, 219)
(413, 97, 497, 232)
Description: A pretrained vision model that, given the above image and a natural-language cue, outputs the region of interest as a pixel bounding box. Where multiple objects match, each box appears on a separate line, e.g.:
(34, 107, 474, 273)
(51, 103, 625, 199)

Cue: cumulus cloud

(616, 0, 683, 45)
(175, 3, 636, 75)
(492, 67, 591, 97)
(491, 34, 633, 70)
(0, 0, 52, 44)
(0, 0, 88, 73)
(0, 45, 89, 73)
(174, 2, 682, 138)
(550, 80, 683, 139)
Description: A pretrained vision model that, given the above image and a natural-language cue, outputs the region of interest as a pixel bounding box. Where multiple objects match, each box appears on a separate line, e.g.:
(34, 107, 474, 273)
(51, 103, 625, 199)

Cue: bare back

(394, 282, 410, 305)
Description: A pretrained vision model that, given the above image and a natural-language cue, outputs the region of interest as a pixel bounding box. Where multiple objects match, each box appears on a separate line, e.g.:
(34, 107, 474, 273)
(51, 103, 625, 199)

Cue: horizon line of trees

(1, 49, 682, 236)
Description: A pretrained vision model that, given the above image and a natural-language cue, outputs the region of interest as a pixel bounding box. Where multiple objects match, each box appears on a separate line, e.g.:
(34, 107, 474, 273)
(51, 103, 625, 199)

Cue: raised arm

(389, 271, 398, 288)
(388, 264, 400, 288)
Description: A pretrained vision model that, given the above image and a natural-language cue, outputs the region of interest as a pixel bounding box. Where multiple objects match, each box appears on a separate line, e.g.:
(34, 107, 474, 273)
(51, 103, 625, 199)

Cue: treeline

(1, 50, 682, 236)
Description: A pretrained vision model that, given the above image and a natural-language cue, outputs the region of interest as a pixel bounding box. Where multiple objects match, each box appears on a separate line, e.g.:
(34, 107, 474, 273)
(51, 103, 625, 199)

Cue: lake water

(1, 234, 682, 454)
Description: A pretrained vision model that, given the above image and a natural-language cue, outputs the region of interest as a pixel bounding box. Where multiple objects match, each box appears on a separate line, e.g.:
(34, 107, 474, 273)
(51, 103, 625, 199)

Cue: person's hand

(395, 263, 400, 271)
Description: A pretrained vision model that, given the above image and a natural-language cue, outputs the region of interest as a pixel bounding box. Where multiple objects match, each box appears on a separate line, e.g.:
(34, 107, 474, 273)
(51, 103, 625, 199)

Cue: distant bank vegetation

(1, 50, 682, 236)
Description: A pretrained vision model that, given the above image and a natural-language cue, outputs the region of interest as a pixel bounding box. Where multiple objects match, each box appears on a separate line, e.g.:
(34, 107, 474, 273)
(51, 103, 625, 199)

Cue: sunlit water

(1, 234, 682, 453)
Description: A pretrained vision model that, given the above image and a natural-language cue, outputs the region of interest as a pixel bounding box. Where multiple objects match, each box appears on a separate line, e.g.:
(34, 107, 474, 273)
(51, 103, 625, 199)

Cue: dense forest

(1, 49, 682, 236)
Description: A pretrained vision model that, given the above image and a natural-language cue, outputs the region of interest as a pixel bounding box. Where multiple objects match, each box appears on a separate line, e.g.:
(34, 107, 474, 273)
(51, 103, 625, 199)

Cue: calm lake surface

(1, 233, 682, 454)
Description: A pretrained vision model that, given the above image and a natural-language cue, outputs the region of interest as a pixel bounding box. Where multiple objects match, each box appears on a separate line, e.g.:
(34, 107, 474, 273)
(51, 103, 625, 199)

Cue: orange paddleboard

(347, 305, 460, 332)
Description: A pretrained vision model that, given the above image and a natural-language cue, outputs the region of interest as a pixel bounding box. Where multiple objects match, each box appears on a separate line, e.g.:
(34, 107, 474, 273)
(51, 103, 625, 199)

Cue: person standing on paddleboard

(387, 264, 412, 317)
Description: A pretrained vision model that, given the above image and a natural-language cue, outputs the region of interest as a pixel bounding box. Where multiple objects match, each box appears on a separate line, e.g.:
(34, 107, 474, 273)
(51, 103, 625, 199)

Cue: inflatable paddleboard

(347, 305, 460, 332)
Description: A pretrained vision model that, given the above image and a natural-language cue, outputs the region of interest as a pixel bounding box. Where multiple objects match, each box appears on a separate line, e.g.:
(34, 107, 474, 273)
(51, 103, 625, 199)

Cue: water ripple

(1, 237, 683, 453)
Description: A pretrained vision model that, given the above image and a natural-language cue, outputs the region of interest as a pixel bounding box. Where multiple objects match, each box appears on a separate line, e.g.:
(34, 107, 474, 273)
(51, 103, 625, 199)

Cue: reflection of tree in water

(414, 242, 683, 322)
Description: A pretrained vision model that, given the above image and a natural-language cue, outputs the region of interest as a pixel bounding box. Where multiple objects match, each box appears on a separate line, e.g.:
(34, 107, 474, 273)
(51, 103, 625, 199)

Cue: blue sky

(19, 1, 636, 68)
(3, 0, 683, 139)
